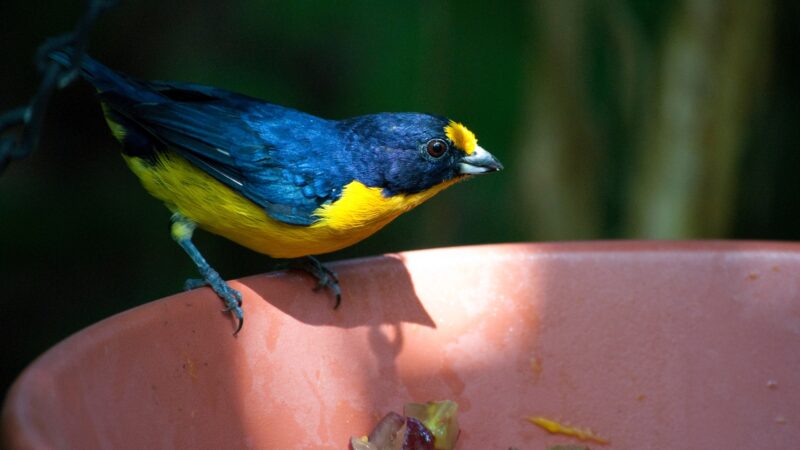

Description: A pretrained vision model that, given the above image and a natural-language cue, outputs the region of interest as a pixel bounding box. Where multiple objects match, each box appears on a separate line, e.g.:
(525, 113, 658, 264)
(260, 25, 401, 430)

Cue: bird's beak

(458, 145, 503, 175)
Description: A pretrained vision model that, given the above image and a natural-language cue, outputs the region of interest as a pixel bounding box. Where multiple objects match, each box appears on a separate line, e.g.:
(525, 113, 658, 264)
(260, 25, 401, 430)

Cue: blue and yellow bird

(51, 52, 503, 333)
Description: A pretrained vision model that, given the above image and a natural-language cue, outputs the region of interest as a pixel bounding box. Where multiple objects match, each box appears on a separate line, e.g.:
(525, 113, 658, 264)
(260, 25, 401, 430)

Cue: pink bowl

(3, 242, 800, 448)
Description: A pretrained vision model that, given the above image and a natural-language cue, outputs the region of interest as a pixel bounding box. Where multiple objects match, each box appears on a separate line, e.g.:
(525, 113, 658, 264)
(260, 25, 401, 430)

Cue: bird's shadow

(237, 253, 436, 330)
(233, 253, 435, 426)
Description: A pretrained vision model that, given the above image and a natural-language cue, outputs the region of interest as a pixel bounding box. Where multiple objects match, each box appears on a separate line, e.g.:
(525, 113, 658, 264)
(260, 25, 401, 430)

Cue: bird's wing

(100, 83, 343, 226)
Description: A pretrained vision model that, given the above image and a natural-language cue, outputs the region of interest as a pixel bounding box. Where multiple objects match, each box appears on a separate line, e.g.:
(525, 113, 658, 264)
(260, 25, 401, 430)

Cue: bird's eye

(426, 139, 448, 158)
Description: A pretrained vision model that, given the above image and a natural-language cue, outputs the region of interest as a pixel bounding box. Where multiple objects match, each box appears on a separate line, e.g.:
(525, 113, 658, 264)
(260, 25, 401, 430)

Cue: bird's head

(339, 113, 503, 196)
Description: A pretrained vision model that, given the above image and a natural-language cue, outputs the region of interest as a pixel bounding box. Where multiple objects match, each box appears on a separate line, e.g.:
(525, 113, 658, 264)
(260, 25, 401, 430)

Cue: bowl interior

(4, 242, 800, 448)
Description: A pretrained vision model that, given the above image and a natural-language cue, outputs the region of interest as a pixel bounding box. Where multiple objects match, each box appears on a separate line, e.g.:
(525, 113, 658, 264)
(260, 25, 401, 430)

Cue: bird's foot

(289, 256, 342, 309)
(184, 276, 244, 335)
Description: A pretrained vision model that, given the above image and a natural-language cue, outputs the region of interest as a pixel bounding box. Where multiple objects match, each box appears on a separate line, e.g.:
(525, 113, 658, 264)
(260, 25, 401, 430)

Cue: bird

(49, 51, 503, 334)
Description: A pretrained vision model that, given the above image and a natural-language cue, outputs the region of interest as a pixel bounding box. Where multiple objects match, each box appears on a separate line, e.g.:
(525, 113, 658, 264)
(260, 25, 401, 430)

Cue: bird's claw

(186, 276, 244, 335)
(291, 257, 342, 309)
(216, 284, 244, 335)
(313, 266, 342, 309)
(311, 265, 337, 290)
(186, 278, 243, 307)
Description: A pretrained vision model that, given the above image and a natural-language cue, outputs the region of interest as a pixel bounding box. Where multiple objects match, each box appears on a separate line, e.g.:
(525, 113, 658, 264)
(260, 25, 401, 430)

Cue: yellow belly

(124, 152, 460, 258)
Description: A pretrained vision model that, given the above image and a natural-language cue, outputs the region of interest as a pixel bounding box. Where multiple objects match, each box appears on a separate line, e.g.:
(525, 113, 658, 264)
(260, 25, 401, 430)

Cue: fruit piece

(350, 401, 460, 450)
(349, 436, 378, 450)
(527, 416, 609, 445)
(402, 417, 436, 450)
(403, 400, 460, 450)
(368, 412, 406, 449)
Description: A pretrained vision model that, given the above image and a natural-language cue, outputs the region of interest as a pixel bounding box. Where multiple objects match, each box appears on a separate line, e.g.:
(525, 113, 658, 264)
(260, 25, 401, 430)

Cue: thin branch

(0, 0, 118, 173)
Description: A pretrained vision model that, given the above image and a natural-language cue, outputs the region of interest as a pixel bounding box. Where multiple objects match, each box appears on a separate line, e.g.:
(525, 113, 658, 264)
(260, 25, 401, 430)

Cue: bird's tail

(49, 48, 161, 146)
(49, 48, 160, 103)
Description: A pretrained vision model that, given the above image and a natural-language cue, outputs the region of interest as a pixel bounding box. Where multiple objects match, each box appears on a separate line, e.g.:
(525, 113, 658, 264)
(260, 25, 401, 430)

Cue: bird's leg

(170, 213, 244, 334)
(288, 256, 342, 309)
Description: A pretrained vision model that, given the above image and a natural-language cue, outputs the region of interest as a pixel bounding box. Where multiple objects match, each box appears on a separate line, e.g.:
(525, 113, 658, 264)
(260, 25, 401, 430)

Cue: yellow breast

(125, 152, 460, 258)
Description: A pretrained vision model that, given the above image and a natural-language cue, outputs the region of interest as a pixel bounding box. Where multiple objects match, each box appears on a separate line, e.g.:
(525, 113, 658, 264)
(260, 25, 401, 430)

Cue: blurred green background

(1, 0, 798, 402)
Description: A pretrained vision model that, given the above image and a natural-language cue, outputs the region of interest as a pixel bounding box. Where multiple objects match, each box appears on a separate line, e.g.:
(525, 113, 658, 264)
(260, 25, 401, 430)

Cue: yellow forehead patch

(444, 121, 477, 155)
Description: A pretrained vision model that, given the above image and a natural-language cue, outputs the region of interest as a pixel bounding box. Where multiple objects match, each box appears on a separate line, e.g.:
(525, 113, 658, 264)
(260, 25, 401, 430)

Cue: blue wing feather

(85, 66, 349, 226)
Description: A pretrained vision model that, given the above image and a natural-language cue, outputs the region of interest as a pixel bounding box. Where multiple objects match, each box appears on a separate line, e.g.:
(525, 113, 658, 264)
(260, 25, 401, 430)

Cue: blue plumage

(48, 50, 503, 332)
(55, 52, 481, 225)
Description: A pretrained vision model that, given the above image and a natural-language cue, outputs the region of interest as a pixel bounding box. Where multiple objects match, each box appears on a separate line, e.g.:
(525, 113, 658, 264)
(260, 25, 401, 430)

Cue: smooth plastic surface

(3, 242, 800, 449)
